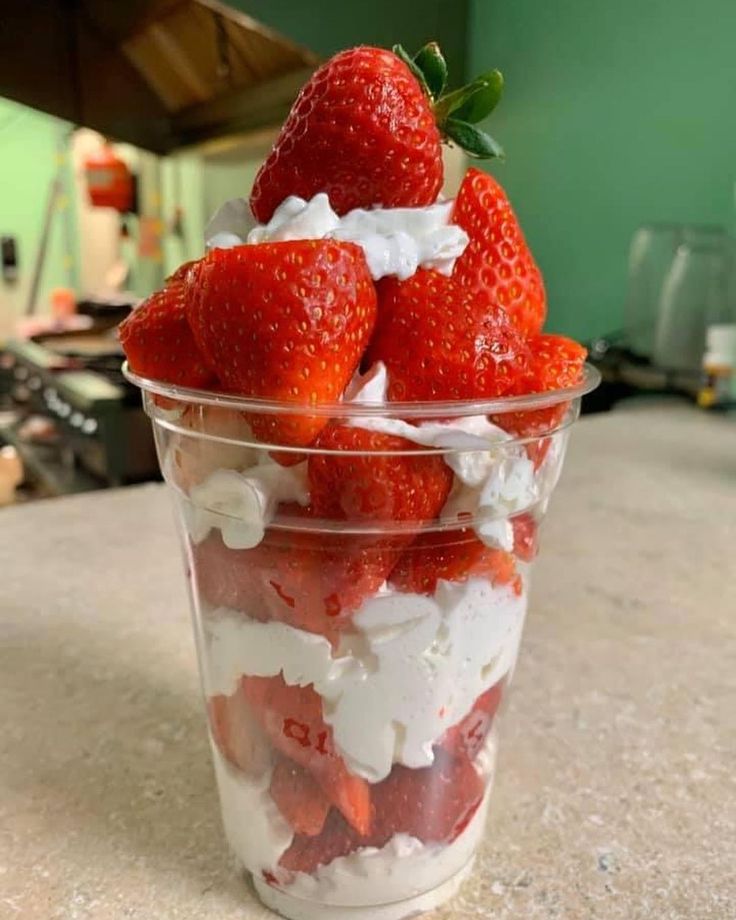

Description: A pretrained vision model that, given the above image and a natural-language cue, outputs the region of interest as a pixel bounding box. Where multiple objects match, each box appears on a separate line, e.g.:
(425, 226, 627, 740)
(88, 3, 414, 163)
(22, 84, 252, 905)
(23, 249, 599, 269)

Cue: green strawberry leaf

(444, 119, 505, 159)
(451, 70, 504, 123)
(433, 69, 505, 125)
(392, 43, 430, 96)
(413, 42, 447, 99)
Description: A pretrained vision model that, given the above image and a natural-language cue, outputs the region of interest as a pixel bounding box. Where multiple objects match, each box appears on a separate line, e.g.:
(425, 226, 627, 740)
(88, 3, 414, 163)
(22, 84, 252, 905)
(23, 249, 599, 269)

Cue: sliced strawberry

(279, 748, 484, 874)
(186, 241, 377, 448)
(242, 675, 372, 836)
(279, 807, 360, 874)
(511, 513, 538, 563)
(191, 525, 398, 646)
(207, 684, 271, 777)
(451, 168, 547, 337)
(389, 527, 518, 596)
(308, 426, 453, 525)
(493, 334, 587, 440)
(269, 757, 331, 837)
(118, 282, 215, 388)
(367, 270, 531, 401)
(372, 748, 484, 844)
(439, 682, 504, 761)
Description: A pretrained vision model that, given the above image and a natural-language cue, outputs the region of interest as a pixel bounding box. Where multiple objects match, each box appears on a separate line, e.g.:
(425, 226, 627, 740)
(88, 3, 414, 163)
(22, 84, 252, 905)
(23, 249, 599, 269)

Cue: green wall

(236, 0, 469, 80)
(469, 0, 736, 341)
(8, 0, 734, 344)
(0, 98, 77, 336)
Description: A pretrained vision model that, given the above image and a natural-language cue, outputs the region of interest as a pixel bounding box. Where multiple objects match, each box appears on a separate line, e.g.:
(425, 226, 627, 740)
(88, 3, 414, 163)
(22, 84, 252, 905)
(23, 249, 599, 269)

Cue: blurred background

(1, 0, 735, 503)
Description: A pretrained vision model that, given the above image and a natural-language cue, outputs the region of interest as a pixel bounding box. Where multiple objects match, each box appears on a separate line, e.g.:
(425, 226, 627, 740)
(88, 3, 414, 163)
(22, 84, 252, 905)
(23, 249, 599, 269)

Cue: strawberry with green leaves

(451, 167, 547, 337)
(250, 42, 506, 222)
(186, 240, 376, 448)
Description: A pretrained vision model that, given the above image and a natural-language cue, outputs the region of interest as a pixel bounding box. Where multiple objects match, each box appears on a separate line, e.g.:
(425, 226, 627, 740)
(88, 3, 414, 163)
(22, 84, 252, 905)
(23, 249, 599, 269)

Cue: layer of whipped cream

(205, 193, 469, 281)
(184, 459, 308, 549)
(205, 576, 524, 782)
(210, 742, 294, 872)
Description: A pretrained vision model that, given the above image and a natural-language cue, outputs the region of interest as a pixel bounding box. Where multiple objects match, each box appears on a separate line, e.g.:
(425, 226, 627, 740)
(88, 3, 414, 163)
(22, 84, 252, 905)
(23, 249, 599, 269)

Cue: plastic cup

(125, 363, 599, 920)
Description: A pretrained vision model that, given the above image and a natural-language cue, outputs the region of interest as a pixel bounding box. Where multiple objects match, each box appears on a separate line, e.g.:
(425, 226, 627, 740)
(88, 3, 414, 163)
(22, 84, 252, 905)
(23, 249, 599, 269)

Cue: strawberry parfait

(121, 41, 598, 920)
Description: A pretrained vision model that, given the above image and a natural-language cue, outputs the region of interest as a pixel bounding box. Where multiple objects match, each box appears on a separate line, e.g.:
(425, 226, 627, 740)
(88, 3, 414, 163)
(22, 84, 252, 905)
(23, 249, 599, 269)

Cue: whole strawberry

(367, 270, 531, 401)
(308, 425, 453, 524)
(186, 240, 377, 448)
(493, 333, 587, 438)
(251, 43, 507, 222)
(451, 167, 547, 337)
(118, 279, 215, 389)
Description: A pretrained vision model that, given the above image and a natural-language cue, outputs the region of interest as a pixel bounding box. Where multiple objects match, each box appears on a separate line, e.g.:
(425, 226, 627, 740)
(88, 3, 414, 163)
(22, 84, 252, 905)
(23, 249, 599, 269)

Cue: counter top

(2, 403, 734, 919)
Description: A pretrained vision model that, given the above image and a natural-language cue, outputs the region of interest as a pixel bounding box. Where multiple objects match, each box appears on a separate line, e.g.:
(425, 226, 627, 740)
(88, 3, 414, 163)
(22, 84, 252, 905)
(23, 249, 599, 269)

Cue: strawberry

(367, 270, 531, 401)
(492, 334, 587, 439)
(279, 807, 360, 874)
(118, 282, 215, 388)
(389, 527, 519, 595)
(186, 240, 377, 447)
(166, 258, 200, 285)
(279, 748, 484, 873)
(371, 748, 484, 844)
(269, 757, 331, 837)
(191, 525, 398, 646)
(308, 426, 453, 525)
(450, 167, 547, 337)
(242, 676, 371, 835)
(511, 513, 538, 563)
(439, 682, 504, 761)
(250, 47, 440, 222)
(207, 684, 271, 777)
(250, 43, 507, 222)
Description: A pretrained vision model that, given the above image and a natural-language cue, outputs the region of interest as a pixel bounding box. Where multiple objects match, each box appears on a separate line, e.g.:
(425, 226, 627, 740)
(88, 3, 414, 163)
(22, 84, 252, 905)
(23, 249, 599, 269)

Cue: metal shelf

(0, 422, 101, 497)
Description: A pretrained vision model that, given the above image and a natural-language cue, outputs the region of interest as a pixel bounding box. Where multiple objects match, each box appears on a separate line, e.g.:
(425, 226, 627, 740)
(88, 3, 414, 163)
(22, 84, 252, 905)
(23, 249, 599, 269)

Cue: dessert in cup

(120, 40, 598, 920)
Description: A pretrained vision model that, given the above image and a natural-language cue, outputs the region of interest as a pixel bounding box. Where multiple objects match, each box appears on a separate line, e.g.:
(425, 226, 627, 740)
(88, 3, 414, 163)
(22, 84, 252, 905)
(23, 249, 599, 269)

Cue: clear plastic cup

(125, 364, 599, 920)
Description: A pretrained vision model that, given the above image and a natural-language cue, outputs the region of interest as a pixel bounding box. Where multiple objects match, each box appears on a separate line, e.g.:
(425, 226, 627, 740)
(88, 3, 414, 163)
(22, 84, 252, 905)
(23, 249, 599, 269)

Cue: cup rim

(123, 362, 601, 420)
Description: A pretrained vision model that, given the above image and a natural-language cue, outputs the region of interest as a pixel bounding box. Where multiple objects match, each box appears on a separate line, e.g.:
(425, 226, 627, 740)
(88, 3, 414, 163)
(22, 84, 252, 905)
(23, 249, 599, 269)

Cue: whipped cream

(164, 405, 258, 492)
(205, 193, 468, 281)
(184, 459, 308, 549)
(205, 577, 524, 782)
(205, 196, 256, 250)
(210, 743, 294, 872)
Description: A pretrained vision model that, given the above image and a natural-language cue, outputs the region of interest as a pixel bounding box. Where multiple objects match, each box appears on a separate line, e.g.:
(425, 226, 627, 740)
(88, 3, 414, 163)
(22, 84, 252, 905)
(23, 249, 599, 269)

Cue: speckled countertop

(1, 403, 735, 920)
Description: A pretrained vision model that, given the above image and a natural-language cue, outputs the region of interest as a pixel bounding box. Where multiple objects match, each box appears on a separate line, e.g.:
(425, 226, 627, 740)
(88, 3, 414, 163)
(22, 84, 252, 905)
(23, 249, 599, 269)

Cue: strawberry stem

(393, 42, 506, 161)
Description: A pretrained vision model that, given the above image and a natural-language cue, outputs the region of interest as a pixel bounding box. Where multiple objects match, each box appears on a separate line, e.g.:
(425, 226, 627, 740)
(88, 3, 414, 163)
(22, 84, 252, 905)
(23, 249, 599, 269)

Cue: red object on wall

(84, 145, 135, 213)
